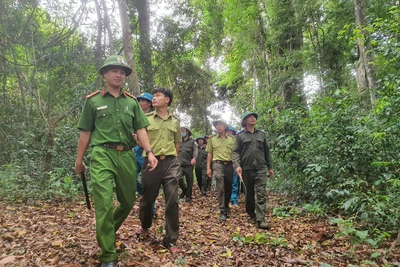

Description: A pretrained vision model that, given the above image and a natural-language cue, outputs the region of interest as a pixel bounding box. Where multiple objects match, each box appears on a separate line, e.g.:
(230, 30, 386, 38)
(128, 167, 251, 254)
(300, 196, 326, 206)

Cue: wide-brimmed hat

(241, 112, 258, 127)
(196, 136, 206, 143)
(99, 55, 132, 76)
(212, 118, 228, 129)
(181, 126, 192, 136)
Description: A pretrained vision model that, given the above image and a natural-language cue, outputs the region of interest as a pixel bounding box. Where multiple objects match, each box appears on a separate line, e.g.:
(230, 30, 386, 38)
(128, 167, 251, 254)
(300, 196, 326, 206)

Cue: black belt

(155, 155, 175, 161)
(213, 160, 232, 165)
(103, 143, 132, 151)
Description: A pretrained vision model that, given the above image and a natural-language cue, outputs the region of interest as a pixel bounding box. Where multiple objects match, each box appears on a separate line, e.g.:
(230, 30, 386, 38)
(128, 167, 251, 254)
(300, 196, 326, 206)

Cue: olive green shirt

(206, 134, 235, 161)
(144, 110, 181, 157)
(232, 129, 273, 170)
(77, 89, 149, 146)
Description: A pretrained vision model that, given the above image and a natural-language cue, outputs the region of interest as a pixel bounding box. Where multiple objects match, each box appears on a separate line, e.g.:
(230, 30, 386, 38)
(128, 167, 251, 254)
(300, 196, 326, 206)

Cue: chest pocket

(167, 125, 177, 140)
(256, 138, 264, 148)
(147, 125, 160, 140)
(95, 110, 113, 127)
(123, 110, 135, 129)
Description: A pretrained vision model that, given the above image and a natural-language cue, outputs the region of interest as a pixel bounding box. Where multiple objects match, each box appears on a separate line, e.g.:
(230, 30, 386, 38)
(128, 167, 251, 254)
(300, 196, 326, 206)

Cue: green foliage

(272, 206, 301, 218)
(331, 217, 389, 248)
(232, 232, 288, 247)
(0, 164, 82, 202)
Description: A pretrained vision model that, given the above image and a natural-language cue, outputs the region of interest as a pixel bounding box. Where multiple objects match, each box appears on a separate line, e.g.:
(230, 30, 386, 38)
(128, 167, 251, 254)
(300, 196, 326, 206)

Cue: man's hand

(75, 161, 86, 174)
(207, 167, 212, 178)
(236, 166, 242, 177)
(190, 158, 196, 166)
(146, 153, 158, 171)
(268, 169, 275, 178)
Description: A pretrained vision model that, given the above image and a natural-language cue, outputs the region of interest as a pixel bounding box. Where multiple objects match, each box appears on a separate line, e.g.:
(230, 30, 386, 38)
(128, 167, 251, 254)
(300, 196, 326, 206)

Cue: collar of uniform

(244, 128, 259, 133)
(153, 110, 172, 119)
(216, 133, 228, 138)
(101, 88, 124, 97)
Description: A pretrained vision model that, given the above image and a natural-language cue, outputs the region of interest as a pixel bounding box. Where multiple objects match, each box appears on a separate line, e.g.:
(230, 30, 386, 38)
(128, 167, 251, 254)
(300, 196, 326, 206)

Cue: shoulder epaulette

(237, 130, 245, 135)
(227, 133, 234, 138)
(172, 114, 180, 121)
(124, 91, 137, 100)
(146, 111, 155, 116)
(85, 90, 100, 99)
(209, 134, 217, 138)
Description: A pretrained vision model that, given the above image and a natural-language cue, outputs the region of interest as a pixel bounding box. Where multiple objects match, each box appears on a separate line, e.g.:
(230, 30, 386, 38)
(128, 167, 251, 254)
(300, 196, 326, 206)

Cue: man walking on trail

(232, 112, 274, 230)
(75, 55, 157, 267)
(206, 118, 235, 221)
(227, 126, 239, 206)
(137, 87, 182, 253)
(178, 126, 198, 203)
(195, 136, 208, 197)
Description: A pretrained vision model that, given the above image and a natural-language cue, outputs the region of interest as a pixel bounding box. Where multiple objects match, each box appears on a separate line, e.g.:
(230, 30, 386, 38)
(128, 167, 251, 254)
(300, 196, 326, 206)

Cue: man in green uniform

(232, 112, 274, 230)
(206, 118, 235, 221)
(137, 87, 182, 253)
(178, 126, 198, 203)
(195, 136, 208, 197)
(75, 55, 157, 267)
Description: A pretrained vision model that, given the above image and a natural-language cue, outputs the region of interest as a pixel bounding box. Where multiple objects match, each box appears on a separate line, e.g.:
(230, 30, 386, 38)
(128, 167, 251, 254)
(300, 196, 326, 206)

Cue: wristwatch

(146, 149, 154, 155)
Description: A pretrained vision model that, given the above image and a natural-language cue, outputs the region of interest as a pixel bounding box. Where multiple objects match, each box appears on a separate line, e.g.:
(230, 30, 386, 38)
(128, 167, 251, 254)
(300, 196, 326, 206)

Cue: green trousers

(90, 146, 137, 263)
(242, 169, 268, 222)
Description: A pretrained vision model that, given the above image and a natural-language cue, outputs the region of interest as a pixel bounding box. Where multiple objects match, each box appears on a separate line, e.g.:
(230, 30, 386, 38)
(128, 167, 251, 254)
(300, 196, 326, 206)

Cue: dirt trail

(1, 188, 398, 266)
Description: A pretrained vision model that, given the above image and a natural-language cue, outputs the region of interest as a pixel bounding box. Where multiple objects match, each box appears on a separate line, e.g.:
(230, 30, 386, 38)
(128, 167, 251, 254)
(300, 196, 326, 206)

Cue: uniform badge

(96, 105, 108, 110)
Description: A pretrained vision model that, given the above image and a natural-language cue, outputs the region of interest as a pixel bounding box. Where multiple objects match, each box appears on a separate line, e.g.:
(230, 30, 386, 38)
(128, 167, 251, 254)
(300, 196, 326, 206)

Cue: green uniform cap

(196, 136, 206, 143)
(181, 126, 192, 136)
(241, 112, 258, 127)
(212, 118, 228, 129)
(99, 55, 132, 76)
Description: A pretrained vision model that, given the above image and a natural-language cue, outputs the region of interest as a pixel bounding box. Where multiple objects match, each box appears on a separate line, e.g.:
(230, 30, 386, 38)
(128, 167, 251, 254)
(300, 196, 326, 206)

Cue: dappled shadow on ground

(1, 188, 399, 266)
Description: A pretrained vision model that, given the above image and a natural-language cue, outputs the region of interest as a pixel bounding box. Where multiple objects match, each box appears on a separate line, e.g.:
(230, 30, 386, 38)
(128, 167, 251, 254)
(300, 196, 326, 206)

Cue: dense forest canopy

(1, 0, 399, 247)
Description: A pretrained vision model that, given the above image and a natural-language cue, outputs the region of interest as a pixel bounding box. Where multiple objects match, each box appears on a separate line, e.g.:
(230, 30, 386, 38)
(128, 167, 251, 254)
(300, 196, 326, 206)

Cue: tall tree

(354, 0, 376, 105)
(133, 0, 154, 92)
(118, 0, 140, 94)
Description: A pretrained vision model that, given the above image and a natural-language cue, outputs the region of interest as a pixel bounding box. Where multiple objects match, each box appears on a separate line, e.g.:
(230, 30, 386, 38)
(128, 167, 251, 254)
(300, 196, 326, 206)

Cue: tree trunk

(100, 0, 115, 53)
(133, 0, 154, 92)
(94, 0, 103, 87)
(118, 0, 140, 95)
(354, 0, 376, 105)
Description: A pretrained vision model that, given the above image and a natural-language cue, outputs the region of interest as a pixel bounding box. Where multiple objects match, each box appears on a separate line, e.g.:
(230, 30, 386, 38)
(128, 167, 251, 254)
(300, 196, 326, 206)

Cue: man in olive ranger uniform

(178, 126, 198, 203)
(75, 55, 157, 267)
(232, 112, 275, 230)
(195, 136, 208, 197)
(206, 118, 235, 221)
(137, 87, 182, 253)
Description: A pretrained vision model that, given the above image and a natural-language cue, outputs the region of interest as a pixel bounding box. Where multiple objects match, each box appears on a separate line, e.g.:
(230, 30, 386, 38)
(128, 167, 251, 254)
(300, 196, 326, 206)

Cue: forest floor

(1, 188, 399, 267)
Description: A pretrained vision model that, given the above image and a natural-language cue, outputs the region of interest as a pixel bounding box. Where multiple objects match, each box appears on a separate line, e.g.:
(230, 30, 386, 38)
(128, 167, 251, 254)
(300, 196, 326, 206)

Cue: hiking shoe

(248, 216, 256, 224)
(226, 207, 231, 218)
(136, 225, 149, 238)
(220, 213, 227, 221)
(256, 221, 270, 230)
(101, 261, 116, 267)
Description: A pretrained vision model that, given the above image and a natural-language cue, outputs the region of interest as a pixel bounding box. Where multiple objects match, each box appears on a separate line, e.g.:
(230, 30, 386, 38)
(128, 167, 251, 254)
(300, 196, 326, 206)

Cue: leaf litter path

(1, 188, 398, 267)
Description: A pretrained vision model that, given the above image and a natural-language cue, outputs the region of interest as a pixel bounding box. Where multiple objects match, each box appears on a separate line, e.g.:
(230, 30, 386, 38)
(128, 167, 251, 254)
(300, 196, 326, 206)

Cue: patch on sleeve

(85, 90, 100, 99)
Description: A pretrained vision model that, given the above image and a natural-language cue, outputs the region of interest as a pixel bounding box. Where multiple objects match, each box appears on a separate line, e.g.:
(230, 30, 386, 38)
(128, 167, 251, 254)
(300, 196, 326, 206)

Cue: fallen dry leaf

(0, 189, 399, 266)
